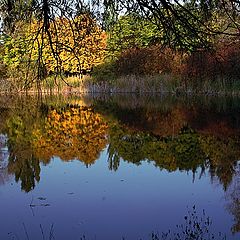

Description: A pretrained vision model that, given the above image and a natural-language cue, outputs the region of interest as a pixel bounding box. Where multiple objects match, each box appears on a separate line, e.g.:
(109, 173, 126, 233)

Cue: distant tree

(40, 14, 106, 75)
(105, 0, 239, 50)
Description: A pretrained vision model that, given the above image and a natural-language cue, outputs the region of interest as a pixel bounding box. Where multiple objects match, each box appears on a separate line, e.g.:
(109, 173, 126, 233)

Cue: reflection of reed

(90, 93, 240, 112)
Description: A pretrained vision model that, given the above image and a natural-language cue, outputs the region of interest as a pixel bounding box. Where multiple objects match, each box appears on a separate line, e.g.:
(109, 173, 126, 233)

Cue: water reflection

(32, 107, 108, 164)
(0, 134, 11, 185)
(1, 94, 240, 235)
(1, 95, 240, 191)
(95, 96, 240, 190)
(225, 165, 240, 233)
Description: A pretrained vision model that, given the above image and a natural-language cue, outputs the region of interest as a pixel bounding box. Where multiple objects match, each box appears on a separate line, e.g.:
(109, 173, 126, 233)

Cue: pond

(0, 94, 240, 240)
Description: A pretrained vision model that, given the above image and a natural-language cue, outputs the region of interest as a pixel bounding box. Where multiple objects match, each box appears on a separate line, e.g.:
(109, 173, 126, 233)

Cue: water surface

(0, 94, 240, 239)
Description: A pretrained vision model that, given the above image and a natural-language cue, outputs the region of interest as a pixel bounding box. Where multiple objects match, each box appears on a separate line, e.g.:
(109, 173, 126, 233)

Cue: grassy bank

(1, 74, 240, 96)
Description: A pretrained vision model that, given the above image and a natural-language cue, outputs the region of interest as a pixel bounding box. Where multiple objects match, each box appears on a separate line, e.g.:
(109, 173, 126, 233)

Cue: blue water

(1, 94, 240, 239)
(0, 149, 238, 239)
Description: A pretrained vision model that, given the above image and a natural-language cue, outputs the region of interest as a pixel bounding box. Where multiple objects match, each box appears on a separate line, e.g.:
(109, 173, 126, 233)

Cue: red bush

(116, 45, 182, 76)
(182, 41, 240, 82)
(115, 41, 240, 85)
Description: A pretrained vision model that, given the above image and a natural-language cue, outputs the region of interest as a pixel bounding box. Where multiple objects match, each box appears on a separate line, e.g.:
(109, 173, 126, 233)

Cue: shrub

(115, 45, 183, 76)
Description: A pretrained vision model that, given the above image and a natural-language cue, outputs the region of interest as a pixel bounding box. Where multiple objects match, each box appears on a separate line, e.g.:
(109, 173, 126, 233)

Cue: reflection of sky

(0, 147, 239, 240)
(0, 134, 11, 185)
(0, 134, 9, 162)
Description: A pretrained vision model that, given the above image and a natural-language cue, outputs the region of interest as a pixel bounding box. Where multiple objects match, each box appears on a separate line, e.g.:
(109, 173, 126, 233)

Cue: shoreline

(1, 73, 240, 97)
(1, 89, 240, 97)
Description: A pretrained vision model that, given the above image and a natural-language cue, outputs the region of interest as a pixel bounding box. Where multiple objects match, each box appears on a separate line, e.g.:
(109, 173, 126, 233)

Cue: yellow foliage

(30, 14, 106, 74)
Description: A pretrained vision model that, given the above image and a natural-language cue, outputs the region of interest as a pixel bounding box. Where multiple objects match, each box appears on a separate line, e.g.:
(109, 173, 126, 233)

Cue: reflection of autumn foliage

(108, 120, 240, 189)
(96, 98, 240, 138)
(144, 106, 189, 137)
(3, 95, 240, 194)
(96, 98, 240, 185)
(3, 98, 108, 191)
(32, 107, 108, 165)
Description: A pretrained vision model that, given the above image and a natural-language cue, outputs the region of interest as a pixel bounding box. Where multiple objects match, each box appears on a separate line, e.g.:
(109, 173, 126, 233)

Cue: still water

(0, 94, 240, 239)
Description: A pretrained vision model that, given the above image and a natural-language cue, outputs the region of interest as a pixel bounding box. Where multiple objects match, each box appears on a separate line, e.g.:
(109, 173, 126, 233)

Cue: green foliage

(1, 23, 38, 90)
(4, 97, 43, 192)
(91, 59, 117, 83)
(107, 14, 161, 56)
(106, 5, 229, 54)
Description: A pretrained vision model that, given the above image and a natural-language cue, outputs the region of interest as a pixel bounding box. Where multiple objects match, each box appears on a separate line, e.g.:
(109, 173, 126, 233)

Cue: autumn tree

(40, 14, 106, 75)
(0, 0, 240, 90)
(1, 13, 106, 90)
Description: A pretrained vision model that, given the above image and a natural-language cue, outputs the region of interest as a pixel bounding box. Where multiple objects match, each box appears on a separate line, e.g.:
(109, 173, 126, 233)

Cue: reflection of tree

(2, 94, 240, 194)
(2, 95, 109, 192)
(108, 121, 240, 190)
(108, 124, 206, 173)
(94, 96, 240, 138)
(33, 107, 108, 166)
(96, 97, 240, 188)
(200, 136, 240, 190)
(4, 100, 43, 192)
(225, 166, 240, 233)
(8, 151, 40, 192)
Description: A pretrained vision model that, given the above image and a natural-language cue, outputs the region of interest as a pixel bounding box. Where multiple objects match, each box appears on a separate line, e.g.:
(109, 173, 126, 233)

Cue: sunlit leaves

(31, 14, 107, 74)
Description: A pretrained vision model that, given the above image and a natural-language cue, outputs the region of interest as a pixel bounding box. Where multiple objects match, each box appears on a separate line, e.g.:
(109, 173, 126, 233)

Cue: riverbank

(1, 74, 240, 96)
